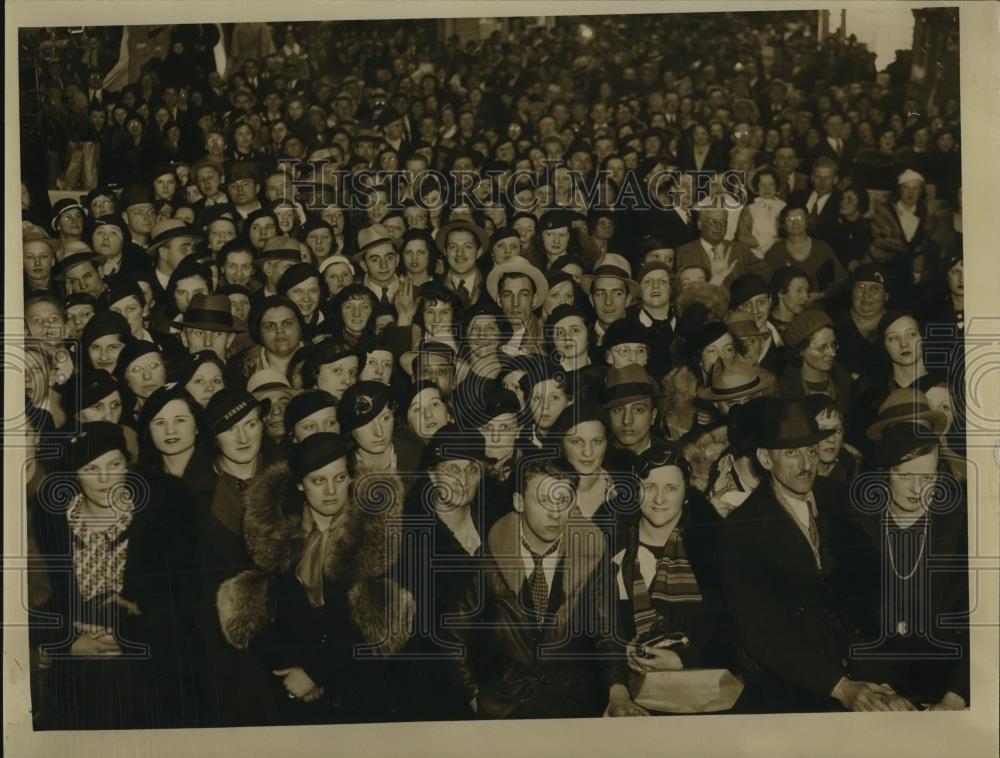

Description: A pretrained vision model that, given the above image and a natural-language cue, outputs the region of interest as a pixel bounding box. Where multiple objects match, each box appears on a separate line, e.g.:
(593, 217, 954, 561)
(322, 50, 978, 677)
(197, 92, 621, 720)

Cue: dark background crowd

(19, 10, 969, 731)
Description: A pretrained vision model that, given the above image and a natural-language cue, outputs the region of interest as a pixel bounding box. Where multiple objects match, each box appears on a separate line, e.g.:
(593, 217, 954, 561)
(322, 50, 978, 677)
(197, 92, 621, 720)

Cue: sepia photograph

(4, 2, 998, 756)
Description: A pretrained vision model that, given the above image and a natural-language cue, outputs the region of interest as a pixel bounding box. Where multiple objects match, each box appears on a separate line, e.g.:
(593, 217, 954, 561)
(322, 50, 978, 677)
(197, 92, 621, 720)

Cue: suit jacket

(776, 171, 810, 201)
(445, 511, 625, 718)
(808, 138, 859, 176)
(640, 207, 700, 251)
(675, 238, 768, 289)
(717, 478, 868, 711)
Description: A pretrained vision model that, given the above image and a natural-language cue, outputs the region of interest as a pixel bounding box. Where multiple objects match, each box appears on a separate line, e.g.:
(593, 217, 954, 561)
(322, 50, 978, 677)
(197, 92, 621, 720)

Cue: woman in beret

(31, 421, 197, 728)
(216, 433, 418, 724)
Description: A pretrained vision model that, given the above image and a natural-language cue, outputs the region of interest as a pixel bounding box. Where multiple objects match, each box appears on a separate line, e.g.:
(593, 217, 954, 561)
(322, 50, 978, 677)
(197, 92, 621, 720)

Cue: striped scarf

(630, 528, 703, 641)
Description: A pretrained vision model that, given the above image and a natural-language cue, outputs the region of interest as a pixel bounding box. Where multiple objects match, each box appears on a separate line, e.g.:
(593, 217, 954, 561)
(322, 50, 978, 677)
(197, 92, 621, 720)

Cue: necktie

(713, 244, 725, 263)
(296, 525, 326, 608)
(523, 537, 559, 622)
(454, 278, 471, 308)
(809, 198, 820, 222)
(805, 494, 821, 568)
(380, 287, 390, 307)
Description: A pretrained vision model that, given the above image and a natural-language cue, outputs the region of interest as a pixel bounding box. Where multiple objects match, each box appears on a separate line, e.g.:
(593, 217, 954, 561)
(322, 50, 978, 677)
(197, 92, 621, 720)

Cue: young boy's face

(517, 473, 575, 547)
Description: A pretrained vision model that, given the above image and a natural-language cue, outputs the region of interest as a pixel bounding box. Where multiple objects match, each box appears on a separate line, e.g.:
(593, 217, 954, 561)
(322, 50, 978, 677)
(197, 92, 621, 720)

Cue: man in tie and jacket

(788, 157, 842, 247)
(356, 223, 401, 307)
(445, 456, 640, 718)
(437, 220, 489, 309)
(675, 205, 767, 289)
(717, 398, 901, 713)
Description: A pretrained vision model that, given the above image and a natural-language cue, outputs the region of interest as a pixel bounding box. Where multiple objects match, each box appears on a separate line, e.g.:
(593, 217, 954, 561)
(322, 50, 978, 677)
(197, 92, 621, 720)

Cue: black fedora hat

(757, 398, 835, 449)
(175, 294, 243, 333)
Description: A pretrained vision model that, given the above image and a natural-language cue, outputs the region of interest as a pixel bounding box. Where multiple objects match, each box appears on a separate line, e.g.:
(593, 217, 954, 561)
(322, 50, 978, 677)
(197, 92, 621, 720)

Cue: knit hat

(783, 309, 834, 351)
(66, 421, 128, 471)
(290, 432, 351, 480)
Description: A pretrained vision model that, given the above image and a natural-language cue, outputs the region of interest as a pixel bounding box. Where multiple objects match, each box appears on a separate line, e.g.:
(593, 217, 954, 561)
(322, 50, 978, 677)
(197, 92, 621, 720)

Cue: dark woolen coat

(30, 470, 199, 729)
(216, 461, 421, 725)
(716, 477, 871, 712)
(848, 496, 970, 705)
(183, 437, 285, 727)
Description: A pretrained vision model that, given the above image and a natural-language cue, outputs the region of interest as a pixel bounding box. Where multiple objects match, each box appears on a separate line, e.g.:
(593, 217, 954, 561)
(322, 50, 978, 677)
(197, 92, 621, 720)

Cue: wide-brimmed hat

(581, 253, 640, 299)
(866, 387, 949, 441)
(485, 258, 549, 310)
(354, 223, 396, 260)
(756, 397, 835, 449)
(256, 235, 302, 265)
(147, 219, 202, 252)
(697, 361, 771, 402)
(602, 364, 661, 409)
(175, 293, 243, 333)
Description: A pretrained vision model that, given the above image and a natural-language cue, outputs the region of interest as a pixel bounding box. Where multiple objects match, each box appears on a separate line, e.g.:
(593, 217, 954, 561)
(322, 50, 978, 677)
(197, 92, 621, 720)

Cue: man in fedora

(486, 258, 549, 357)
(55, 249, 106, 300)
(717, 397, 896, 713)
(251, 236, 301, 308)
(176, 293, 245, 360)
(356, 223, 401, 306)
(437, 220, 488, 308)
(581, 254, 639, 347)
(149, 219, 203, 296)
(226, 161, 264, 219)
(603, 364, 665, 465)
(121, 185, 158, 249)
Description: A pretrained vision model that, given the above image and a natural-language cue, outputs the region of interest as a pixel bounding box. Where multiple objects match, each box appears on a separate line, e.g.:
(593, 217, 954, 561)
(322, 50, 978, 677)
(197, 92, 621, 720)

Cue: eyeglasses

(127, 359, 163, 375)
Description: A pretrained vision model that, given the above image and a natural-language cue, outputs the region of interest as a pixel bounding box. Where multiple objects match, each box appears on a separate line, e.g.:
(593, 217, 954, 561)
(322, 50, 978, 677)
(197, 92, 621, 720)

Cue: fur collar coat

(215, 461, 415, 657)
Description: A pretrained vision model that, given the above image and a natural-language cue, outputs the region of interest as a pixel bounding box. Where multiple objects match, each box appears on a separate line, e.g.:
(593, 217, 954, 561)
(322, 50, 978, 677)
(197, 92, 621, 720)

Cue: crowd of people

(20, 13, 969, 730)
